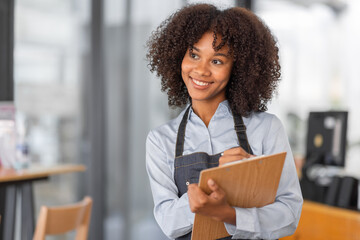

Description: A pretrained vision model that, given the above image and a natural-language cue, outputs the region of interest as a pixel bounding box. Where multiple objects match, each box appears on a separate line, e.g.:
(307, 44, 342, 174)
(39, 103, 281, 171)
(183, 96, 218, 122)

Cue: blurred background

(1, 0, 360, 239)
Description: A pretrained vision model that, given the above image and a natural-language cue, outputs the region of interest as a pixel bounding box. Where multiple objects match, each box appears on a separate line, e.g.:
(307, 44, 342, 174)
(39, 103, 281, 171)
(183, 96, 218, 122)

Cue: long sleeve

(224, 115, 303, 239)
(146, 130, 194, 239)
(145, 102, 303, 239)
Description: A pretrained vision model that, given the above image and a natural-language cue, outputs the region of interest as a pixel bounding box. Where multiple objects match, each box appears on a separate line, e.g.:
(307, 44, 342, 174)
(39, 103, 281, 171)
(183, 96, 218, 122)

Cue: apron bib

(174, 106, 254, 240)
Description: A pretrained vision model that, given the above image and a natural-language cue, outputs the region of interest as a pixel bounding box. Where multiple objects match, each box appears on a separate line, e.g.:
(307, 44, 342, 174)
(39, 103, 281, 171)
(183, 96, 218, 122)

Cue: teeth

(192, 78, 210, 86)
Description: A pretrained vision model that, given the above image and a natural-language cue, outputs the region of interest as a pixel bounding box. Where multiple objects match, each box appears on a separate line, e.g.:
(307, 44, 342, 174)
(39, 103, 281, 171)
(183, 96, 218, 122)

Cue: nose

(194, 60, 211, 77)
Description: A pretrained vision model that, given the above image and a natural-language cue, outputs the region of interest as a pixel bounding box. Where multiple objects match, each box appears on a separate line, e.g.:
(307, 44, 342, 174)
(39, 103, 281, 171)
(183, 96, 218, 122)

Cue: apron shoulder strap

(233, 113, 254, 155)
(175, 106, 254, 157)
(175, 106, 191, 157)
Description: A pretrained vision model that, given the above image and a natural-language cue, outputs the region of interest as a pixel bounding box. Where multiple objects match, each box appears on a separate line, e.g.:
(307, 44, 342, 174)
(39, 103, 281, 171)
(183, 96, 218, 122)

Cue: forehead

(192, 32, 229, 53)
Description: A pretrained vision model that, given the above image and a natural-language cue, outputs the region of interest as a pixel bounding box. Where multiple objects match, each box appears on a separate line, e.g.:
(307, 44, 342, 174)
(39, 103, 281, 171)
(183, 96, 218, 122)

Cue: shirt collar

(187, 100, 232, 121)
(218, 100, 232, 116)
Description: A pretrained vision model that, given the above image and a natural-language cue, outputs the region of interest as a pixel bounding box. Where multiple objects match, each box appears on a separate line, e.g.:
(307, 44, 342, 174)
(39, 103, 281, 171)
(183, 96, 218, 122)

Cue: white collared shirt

(146, 100, 303, 239)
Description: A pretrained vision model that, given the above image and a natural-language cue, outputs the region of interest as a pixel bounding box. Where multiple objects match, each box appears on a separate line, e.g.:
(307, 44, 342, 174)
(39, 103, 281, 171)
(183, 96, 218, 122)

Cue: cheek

(181, 58, 192, 75)
(215, 67, 232, 83)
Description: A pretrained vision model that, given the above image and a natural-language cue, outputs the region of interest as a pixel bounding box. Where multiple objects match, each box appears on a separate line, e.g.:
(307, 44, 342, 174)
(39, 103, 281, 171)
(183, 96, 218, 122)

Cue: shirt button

(186, 181, 190, 186)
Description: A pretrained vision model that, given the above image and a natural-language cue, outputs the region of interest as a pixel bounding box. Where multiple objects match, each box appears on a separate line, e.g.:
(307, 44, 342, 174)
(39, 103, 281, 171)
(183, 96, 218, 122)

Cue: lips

(190, 77, 212, 89)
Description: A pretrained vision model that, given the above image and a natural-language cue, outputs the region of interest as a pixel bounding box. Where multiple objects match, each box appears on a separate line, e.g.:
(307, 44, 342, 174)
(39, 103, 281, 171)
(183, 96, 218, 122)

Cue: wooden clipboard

(191, 152, 287, 240)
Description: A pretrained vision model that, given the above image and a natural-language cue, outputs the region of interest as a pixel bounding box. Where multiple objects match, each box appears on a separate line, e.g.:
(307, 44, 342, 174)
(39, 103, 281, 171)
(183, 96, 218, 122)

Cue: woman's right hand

(218, 147, 255, 166)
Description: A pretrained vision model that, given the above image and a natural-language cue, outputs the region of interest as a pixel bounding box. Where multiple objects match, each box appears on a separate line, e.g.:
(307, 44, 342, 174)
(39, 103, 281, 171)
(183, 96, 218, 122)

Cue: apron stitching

(174, 161, 218, 169)
(175, 151, 221, 159)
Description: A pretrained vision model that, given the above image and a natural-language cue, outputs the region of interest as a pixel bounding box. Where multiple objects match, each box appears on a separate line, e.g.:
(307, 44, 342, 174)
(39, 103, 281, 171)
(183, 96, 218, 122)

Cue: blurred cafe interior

(0, 0, 359, 239)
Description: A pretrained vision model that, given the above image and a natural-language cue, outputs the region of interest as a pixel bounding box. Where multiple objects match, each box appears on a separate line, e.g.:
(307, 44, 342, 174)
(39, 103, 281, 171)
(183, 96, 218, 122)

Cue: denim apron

(174, 106, 254, 240)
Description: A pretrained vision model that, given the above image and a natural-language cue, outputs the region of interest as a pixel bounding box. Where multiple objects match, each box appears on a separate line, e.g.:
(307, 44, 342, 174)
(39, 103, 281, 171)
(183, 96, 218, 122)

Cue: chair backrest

(280, 200, 360, 240)
(33, 196, 92, 240)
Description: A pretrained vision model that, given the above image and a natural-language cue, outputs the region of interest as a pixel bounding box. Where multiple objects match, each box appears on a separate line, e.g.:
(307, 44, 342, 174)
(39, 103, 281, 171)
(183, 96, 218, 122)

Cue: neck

(191, 100, 224, 127)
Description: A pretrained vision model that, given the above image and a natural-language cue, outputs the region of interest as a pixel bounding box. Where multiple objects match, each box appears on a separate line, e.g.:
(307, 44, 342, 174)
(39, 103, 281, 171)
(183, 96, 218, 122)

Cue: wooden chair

(281, 200, 360, 240)
(33, 196, 92, 240)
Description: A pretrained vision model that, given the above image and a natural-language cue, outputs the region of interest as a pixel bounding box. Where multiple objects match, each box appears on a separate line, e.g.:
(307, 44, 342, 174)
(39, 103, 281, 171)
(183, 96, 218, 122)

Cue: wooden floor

(281, 201, 360, 240)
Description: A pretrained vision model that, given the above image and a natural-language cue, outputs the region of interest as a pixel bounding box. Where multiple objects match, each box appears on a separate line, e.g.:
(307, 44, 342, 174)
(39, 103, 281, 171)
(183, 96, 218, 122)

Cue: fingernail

(208, 179, 215, 186)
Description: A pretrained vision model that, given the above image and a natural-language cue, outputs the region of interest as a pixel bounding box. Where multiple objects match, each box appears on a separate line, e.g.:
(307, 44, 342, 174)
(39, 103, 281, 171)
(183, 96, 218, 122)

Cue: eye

(189, 52, 199, 59)
(212, 59, 223, 65)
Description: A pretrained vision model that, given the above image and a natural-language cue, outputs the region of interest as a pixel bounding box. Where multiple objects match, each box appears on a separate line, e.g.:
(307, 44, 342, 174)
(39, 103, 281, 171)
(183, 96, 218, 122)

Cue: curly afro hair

(146, 4, 281, 116)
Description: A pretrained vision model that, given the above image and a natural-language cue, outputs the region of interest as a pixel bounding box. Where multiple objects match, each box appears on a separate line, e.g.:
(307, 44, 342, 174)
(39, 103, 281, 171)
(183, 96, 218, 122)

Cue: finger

(219, 155, 248, 166)
(188, 184, 208, 201)
(223, 147, 251, 157)
(207, 179, 219, 192)
(187, 184, 203, 198)
(223, 147, 245, 155)
(187, 183, 197, 190)
(188, 184, 210, 212)
(208, 179, 226, 196)
(207, 179, 225, 201)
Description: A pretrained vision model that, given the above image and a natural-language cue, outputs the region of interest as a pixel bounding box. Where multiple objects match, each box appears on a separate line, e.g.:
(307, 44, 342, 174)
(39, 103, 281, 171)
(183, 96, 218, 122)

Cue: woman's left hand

(187, 179, 236, 224)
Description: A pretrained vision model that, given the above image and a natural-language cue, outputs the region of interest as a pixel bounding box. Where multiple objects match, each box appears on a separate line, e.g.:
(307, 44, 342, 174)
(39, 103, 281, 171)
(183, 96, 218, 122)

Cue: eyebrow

(192, 46, 230, 58)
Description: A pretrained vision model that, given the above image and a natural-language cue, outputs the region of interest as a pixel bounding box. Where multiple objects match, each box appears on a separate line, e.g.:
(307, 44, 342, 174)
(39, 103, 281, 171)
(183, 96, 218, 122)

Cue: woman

(146, 4, 303, 240)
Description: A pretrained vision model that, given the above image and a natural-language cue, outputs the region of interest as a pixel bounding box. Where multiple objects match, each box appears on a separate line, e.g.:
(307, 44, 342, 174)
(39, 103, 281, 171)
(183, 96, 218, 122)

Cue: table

(0, 164, 85, 240)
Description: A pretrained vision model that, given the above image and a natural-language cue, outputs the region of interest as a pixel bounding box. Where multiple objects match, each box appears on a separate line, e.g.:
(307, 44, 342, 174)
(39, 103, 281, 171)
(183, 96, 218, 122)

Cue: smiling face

(181, 31, 233, 107)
